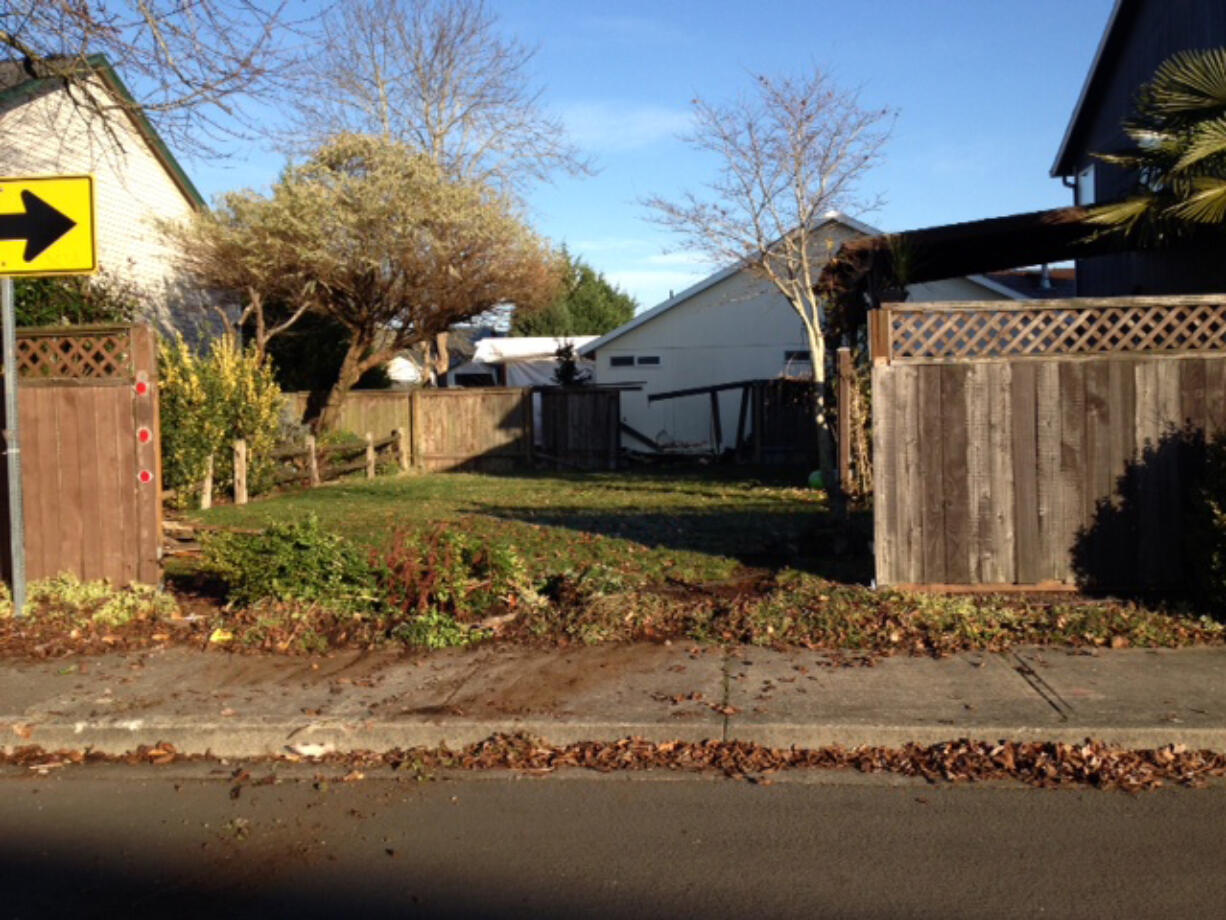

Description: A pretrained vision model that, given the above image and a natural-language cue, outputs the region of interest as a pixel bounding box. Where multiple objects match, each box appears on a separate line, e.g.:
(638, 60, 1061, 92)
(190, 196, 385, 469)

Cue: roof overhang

(579, 211, 884, 357)
(0, 53, 206, 209)
(1051, 0, 1136, 177)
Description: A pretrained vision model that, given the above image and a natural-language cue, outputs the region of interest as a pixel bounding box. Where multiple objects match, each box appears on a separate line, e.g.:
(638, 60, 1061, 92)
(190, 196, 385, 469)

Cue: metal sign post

(1, 276, 24, 615)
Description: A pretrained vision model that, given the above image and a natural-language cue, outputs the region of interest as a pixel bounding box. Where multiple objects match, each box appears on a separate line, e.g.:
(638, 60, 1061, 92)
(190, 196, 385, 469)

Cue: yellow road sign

(0, 175, 96, 276)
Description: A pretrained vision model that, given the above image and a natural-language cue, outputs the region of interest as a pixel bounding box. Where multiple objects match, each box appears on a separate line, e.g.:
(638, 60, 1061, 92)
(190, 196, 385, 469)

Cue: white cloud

(645, 251, 715, 267)
(608, 269, 710, 309)
(573, 237, 651, 253)
(559, 101, 691, 152)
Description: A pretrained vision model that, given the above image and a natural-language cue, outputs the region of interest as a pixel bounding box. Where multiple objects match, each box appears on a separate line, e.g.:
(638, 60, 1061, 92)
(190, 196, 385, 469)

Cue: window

(610, 355, 634, 367)
(784, 350, 811, 362)
(636, 355, 660, 366)
(1077, 164, 1095, 206)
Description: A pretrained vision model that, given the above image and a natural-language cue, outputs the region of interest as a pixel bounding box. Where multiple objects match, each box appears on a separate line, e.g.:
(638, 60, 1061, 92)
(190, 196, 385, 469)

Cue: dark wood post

(837, 347, 853, 493)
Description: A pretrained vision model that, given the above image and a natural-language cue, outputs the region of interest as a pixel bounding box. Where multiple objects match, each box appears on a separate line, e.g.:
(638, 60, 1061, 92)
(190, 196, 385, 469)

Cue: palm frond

(1092, 150, 1147, 169)
(1173, 114, 1226, 171)
(1165, 177, 1226, 224)
(1147, 48, 1226, 114)
(1084, 195, 1155, 229)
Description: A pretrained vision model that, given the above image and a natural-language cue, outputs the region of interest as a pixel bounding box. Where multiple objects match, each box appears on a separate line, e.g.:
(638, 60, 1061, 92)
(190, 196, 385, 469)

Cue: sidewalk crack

(720, 647, 732, 742)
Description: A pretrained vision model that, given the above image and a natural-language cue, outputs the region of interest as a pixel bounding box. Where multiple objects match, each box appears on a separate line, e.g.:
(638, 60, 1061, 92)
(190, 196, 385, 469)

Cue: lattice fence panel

(15, 329, 134, 379)
(883, 299, 1226, 362)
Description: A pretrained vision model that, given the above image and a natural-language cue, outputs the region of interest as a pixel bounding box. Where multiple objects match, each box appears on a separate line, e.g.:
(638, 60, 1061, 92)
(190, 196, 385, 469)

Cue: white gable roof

(473, 335, 598, 364)
(578, 212, 1024, 356)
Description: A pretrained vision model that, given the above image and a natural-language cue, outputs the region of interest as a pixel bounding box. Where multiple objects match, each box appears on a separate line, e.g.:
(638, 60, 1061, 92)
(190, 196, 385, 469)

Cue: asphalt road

(2, 764, 1225, 919)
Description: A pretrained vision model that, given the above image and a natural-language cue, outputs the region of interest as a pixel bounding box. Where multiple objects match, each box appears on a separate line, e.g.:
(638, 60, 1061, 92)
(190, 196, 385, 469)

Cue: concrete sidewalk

(2, 643, 1225, 757)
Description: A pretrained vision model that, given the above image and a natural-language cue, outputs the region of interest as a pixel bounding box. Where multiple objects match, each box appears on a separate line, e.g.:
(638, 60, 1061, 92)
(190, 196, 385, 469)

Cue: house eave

(1050, 0, 1135, 178)
(0, 52, 206, 210)
(579, 211, 884, 357)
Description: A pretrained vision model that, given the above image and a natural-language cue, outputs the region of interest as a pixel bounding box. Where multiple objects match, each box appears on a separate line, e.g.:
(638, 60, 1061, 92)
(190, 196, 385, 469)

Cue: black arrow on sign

(0, 190, 77, 262)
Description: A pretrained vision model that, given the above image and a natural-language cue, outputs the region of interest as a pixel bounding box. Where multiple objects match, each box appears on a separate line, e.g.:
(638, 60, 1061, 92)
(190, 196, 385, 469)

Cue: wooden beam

(619, 421, 661, 451)
(647, 378, 769, 403)
(709, 391, 722, 454)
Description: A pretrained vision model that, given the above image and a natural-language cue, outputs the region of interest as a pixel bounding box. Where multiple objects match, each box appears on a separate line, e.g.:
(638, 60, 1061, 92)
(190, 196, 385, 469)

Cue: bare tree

(645, 69, 893, 479)
(0, 1, 296, 154)
(286, 0, 589, 194)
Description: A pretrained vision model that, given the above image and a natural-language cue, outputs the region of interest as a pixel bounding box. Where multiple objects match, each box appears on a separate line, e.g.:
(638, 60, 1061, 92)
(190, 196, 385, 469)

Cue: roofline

(579, 211, 884, 356)
(1050, 0, 1132, 178)
(962, 273, 1028, 300)
(0, 53, 206, 209)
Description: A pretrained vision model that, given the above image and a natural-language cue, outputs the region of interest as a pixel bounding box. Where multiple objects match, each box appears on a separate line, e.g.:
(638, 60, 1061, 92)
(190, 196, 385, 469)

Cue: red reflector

(135, 381, 149, 396)
(138, 469, 153, 484)
(137, 427, 152, 443)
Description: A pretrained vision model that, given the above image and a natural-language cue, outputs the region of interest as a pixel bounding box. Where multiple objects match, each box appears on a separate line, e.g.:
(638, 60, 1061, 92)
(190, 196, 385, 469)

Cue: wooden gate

(1, 324, 161, 586)
(538, 388, 620, 470)
(870, 297, 1226, 591)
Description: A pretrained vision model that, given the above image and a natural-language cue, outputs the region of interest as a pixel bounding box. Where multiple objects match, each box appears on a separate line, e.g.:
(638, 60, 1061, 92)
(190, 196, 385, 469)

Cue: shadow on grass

(466, 501, 874, 583)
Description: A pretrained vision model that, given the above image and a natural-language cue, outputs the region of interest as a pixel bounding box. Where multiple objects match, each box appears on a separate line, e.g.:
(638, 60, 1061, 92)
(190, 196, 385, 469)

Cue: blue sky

(185, 0, 1117, 311)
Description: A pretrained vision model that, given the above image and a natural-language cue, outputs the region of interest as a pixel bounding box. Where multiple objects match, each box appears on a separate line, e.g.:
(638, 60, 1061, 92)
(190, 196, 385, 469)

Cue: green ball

(808, 470, 824, 489)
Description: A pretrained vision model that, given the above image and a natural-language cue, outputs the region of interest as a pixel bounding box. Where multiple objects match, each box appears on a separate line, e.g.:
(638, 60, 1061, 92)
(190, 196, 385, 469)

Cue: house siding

(1064, 0, 1226, 296)
(0, 85, 203, 331)
(594, 257, 1014, 454)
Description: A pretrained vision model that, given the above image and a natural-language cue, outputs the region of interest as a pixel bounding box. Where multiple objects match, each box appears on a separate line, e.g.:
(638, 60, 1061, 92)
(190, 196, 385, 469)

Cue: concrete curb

(6, 718, 1226, 758)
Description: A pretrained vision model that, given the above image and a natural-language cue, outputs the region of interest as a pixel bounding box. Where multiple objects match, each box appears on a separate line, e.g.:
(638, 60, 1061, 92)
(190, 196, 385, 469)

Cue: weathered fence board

(873, 298, 1226, 590)
(411, 388, 532, 472)
(538, 389, 620, 470)
(2, 324, 160, 587)
(288, 387, 622, 472)
(286, 391, 409, 442)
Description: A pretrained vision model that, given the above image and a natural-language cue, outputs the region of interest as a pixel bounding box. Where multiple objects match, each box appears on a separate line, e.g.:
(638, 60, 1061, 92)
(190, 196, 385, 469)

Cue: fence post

(233, 439, 248, 505)
(395, 427, 409, 472)
(365, 432, 376, 479)
(837, 347, 852, 494)
(200, 454, 214, 510)
(306, 434, 320, 487)
(409, 389, 423, 471)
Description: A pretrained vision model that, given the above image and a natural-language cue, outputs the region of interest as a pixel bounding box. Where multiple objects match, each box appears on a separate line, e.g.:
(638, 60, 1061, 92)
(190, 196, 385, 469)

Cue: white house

(0, 54, 206, 331)
(445, 336, 597, 387)
(579, 212, 1025, 453)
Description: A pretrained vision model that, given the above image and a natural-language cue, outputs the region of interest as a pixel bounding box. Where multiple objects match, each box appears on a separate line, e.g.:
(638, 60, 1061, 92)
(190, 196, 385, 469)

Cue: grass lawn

(187, 467, 866, 586)
(151, 467, 1226, 656)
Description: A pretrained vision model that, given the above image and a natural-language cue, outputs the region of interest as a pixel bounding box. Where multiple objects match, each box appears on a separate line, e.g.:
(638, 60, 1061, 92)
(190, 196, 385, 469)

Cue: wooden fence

(537, 388, 620, 470)
(287, 387, 622, 472)
(870, 296, 1226, 591)
(1, 324, 160, 586)
(285, 390, 408, 442)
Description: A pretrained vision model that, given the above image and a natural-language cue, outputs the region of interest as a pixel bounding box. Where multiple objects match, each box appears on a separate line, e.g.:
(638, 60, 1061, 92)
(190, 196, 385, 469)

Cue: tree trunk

(804, 324, 839, 510)
(317, 337, 372, 432)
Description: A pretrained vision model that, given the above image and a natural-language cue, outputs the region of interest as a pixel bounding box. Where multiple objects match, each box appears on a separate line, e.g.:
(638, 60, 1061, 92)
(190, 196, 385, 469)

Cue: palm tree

(1088, 47, 1226, 238)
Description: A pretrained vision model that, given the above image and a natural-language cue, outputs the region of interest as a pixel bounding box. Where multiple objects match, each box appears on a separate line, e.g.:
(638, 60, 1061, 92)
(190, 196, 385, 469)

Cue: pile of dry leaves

(5, 734, 1226, 792)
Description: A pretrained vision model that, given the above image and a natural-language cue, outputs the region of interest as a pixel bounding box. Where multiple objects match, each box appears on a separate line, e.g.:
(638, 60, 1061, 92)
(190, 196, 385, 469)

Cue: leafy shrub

(376, 526, 540, 646)
(14, 269, 139, 327)
(0, 573, 178, 625)
(202, 516, 379, 612)
(1188, 434, 1226, 611)
(159, 335, 284, 506)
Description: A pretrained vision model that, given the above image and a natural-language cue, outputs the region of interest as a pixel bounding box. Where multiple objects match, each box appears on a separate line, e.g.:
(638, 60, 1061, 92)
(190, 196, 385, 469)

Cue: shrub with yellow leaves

(159, 334, 284, 506)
